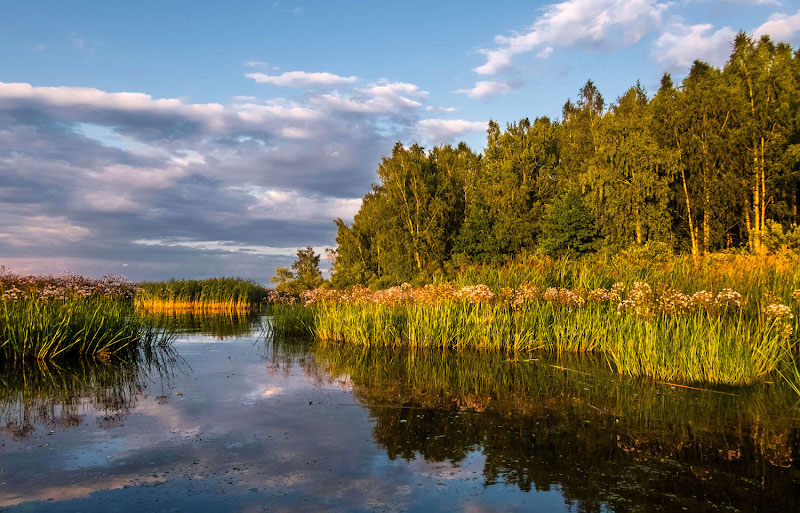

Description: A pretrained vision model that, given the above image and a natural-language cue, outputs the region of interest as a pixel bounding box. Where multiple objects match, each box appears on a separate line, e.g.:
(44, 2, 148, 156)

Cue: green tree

(540, 191, 599, 255)
(270, 246, 324, 293)
(727, 33, 799, 251)
(587, 84, 677, 246)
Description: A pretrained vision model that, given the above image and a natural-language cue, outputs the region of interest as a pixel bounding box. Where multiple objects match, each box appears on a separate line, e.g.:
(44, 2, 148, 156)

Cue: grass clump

(135, 278, 269, 312)
(273, 278, 799, 387)
(1, 271, 172, 361)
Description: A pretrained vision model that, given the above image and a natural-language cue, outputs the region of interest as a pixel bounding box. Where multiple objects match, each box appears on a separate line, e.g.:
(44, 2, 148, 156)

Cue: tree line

(329, 33, 800, 288)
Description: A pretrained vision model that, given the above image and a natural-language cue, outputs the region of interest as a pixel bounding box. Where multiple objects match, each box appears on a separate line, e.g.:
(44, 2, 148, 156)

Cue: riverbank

(271, 253, 800, 388)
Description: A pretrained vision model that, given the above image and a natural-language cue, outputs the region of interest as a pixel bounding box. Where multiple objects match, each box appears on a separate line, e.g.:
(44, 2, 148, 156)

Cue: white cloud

(453, 80, 518, 100)
(753, 9, 800, 42)
(0, 216, 90, 245)
(311, 81, 429, 113)
(133, 239, 330, 257)
(475, 0, 669, 75)
(426, 106, 457, 112)
(653, 23, 737, 71)
(245, 70, 358, 88)
(0, 82, 229, 132)
(234, 186, 362, 222)
(416, 119, 487, 143)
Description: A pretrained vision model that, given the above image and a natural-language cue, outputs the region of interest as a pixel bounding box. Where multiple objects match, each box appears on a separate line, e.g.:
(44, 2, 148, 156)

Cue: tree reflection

(297, 343, 800, 512)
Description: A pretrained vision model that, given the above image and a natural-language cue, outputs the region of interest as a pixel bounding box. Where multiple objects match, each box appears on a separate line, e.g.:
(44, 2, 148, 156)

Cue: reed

(135, 278, 269, 312)
(267, 303, 315, 337)
(0, 296, 171, 361)
(273, 278, 799, 387)
(1, 271, 172, 361)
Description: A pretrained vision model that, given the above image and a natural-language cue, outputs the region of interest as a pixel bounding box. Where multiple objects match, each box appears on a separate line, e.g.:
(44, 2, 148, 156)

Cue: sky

(1, 0, 799, 283)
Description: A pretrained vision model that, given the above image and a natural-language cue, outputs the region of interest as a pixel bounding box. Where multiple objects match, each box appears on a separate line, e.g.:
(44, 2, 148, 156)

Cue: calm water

(1, 314, 799, 512)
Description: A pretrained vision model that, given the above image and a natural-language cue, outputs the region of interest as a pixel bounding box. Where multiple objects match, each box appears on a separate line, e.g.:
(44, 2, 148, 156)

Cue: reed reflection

(143, 310, 263, 339)
(0, 346, 181, 440)
(290, 341, 800, 512)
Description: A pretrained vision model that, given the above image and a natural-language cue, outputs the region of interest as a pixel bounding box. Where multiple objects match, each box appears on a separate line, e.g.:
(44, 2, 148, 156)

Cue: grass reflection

(0, 346, 181, 439)
(289, 341, 800, 511)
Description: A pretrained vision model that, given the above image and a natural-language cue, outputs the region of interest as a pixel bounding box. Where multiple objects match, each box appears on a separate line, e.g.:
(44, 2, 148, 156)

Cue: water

(1, 314, 799, 512)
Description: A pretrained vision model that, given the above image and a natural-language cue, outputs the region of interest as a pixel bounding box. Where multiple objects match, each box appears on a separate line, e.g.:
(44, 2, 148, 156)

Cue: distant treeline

(331, 34, 800, 288)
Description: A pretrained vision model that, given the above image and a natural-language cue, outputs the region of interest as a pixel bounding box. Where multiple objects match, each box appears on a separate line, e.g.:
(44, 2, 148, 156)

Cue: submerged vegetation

(0, 270, 172, 361)
(135, 278, 269, 312)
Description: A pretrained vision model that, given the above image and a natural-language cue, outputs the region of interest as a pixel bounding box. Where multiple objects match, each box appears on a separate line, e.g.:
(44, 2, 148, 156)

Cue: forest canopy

(329, 33, 800, 288)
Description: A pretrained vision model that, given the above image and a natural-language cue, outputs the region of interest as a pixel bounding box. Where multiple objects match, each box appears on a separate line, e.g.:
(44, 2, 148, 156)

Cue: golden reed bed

(134, 299, 256, 313)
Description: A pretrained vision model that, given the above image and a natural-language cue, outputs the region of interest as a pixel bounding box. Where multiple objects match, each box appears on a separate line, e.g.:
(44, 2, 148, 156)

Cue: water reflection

(0, 346, 180, 440)
(1, 316, 799, 512)
(143, 310, 264, 338)
(296, 342, 800, 512)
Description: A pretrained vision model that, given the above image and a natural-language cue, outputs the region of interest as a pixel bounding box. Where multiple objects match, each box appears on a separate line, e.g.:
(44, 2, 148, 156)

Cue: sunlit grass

(0, 296, 173, 361)
(135, 278, 269, 312)
(273, 253, 800, 388)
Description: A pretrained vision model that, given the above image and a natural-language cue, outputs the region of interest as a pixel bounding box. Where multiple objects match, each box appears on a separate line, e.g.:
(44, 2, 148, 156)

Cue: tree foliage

(330, 34, 800, 286)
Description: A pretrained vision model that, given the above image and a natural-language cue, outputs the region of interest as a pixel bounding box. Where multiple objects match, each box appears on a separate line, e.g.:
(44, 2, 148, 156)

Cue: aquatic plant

(272, 279, 799, 386)
(0, 271, 172, 361)
(135, 278, 269, 312)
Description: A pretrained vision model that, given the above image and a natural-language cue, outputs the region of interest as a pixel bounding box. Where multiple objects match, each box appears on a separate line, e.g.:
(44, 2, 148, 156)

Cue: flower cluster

(1, 272, 138, 302)
(715, 288, 743, 308)
(542, 287, 585, 307)
(456, 284, 495, 304)
(512, 284, 541, 306)
(764, 303, 794, 321)
(270, 280, 757, 323)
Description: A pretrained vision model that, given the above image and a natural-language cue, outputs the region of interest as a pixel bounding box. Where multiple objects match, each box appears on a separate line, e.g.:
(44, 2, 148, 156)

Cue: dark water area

(1, 315, 799, 512)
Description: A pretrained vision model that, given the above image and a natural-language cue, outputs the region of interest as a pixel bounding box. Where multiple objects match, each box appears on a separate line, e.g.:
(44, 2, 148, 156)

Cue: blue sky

(1, 0, 799, 282)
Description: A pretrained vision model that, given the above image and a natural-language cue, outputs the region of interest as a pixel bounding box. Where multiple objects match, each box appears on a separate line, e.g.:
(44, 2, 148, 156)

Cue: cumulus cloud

(753, 9, 800, 42)
(453, 80, 519, 100)
(0, 78, 446, 280)
(311, 81, 429, 113)
(416, 119, 487, 144)
(652, 23, 737, 71)
(475, 0, 669, 75)
(245, 70, 358, 88)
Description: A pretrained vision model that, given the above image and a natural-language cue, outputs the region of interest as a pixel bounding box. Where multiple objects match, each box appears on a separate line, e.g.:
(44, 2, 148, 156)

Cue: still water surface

(1, 314, 799, 512)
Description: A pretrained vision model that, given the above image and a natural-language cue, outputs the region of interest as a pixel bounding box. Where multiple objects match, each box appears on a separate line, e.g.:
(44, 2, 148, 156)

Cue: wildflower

(512, 283, 540, 306)
(764, 303, 794, 320)
(714, 288, 743, 308)
(543, 287, 584, 307)
(457, 284, 495, 304)
(690, 290, 714, 311)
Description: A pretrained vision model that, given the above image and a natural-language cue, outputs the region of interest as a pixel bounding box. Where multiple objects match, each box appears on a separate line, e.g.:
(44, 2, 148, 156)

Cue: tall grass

(300, 301, 791, 386)
(450, 252, 800, 308)
(135, 278, 269, 312)
(1, 271, 172, 361)
(273, 255, 800, 387)
(0, 296, 171, 361)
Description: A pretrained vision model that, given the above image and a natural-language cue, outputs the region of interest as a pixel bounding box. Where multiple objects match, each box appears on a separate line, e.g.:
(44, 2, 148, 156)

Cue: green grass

(290, 300, 791, 386)
(267, 303, 315, 338)
(135, 278, 269, 310)
(273, 252, 800, 387)
(0, 296, 172, 361)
